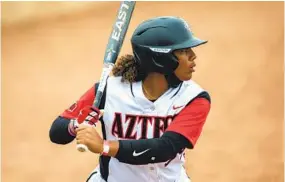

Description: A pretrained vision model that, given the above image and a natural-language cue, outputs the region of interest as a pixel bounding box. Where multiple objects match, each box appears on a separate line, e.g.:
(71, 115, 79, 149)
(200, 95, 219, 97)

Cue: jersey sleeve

(60, 85, 96, 119)
(166, 97, 211, 148)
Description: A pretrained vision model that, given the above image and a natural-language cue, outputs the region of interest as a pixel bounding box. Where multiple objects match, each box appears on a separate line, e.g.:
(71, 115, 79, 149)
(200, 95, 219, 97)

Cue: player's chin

(179, 73, 193, 81)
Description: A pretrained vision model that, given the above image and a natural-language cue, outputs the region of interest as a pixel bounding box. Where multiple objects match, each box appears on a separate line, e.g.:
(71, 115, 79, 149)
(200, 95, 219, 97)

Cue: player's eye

(178, 49, 187, 54)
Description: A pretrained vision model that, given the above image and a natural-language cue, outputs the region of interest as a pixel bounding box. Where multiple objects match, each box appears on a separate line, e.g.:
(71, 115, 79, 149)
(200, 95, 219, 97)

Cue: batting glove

(68, 106, 101, 136)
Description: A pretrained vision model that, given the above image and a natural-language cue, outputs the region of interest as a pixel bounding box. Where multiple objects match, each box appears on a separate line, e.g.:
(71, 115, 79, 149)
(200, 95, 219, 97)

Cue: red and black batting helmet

(131, 16, 207, 87)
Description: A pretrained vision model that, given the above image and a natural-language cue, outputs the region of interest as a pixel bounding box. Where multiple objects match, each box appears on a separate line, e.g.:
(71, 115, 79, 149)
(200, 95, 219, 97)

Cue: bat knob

(77, 144, 89, 152)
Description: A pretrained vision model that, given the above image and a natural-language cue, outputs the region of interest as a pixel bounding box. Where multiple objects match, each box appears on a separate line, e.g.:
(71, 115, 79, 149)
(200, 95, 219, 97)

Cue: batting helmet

(131, 16, 207, 87)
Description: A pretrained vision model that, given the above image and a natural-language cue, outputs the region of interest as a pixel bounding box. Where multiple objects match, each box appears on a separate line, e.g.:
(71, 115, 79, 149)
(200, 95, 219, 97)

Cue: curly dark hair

(112, 54, 145, 83)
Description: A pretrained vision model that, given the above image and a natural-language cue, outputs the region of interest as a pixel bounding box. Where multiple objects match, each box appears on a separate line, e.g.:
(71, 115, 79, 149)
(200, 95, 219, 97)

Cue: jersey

(61, 76, 210, 182)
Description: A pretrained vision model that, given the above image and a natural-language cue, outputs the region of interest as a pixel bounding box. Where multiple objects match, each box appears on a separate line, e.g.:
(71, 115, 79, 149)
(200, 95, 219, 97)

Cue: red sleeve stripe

(60, 85, 96, 119)
(166, 97, 211, 148)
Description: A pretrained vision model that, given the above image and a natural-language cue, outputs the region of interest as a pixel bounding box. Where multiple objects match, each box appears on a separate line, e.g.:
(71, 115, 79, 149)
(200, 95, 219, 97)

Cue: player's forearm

(49, 116, 75, 144)
(105, 131, 190, 165)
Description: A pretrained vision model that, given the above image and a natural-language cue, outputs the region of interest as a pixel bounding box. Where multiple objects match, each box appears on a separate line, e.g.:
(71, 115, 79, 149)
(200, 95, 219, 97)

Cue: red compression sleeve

(166, 98, 211, 148)
(60, 85, 96, 119)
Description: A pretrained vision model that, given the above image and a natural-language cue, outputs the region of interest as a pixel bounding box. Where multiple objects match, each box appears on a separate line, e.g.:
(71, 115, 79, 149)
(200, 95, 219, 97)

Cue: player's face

(173, 48, 196, 81)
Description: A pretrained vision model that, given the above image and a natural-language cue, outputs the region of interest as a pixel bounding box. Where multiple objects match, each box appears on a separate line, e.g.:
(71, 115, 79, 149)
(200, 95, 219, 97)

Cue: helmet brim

(173, 36, 208, 50)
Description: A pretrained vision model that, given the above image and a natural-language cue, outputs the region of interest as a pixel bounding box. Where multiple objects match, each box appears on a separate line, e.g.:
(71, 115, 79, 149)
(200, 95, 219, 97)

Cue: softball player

(50, 16, 211, 182)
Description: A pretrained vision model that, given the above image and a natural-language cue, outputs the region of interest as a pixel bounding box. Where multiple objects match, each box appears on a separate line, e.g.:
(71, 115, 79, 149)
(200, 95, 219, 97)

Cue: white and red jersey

(61, 76, 211, 182)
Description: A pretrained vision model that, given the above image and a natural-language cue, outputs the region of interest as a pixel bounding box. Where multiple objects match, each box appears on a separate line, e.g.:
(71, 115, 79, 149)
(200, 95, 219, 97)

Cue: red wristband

(101, 140, 110, 156)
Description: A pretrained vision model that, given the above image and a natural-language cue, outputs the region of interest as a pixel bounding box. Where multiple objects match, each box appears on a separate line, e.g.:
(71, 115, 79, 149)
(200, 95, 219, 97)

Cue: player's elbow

(49, 116, 75, 145)
(49, 131, 61, 144)
(49, 127, 68, 145)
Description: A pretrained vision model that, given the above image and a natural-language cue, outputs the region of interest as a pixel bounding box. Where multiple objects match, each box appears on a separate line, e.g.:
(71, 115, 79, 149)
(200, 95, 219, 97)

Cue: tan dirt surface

(2, 2, 284, 182)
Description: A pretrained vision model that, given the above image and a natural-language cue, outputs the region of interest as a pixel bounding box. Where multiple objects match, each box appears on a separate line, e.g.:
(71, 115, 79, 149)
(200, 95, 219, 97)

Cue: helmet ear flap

(151, 52, 179, 73)
(132, 44, 153, 71)
(132, 43, 179, 75)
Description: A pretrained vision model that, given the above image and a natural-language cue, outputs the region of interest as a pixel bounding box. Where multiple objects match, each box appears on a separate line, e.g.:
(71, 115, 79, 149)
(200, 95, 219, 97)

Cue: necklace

(142, 83, 157, 100)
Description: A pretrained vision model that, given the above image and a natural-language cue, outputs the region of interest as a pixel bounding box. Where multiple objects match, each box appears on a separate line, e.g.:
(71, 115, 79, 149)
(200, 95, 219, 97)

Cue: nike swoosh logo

(133, 149, 150, 157)
(173, 105, 184, 110)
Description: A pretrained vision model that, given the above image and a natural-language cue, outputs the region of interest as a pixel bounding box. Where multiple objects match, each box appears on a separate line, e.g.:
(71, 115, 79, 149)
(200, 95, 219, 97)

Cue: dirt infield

(2, 2, 283, 182)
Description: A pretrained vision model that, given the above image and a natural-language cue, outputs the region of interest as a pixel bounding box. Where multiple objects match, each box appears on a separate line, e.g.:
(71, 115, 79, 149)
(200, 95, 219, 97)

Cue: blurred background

(1, 2, 284, 182)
